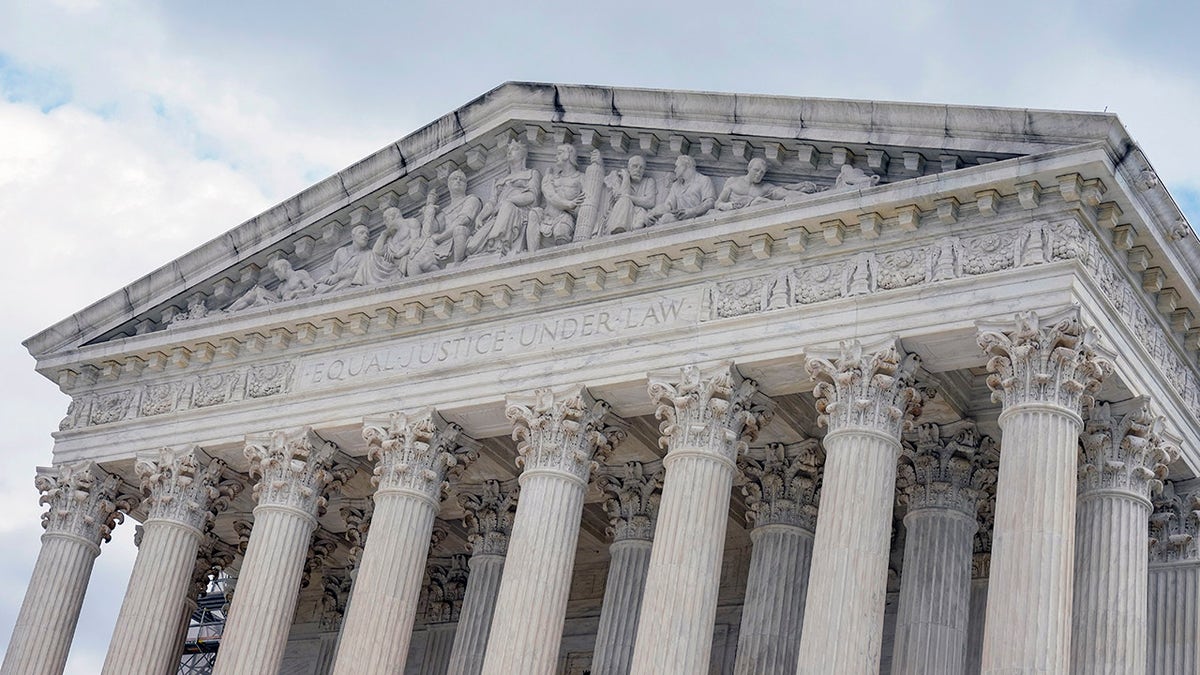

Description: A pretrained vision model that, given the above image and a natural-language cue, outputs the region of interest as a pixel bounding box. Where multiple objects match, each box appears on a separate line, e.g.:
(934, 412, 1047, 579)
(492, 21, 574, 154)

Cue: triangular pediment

(26, 81, 1130, 363)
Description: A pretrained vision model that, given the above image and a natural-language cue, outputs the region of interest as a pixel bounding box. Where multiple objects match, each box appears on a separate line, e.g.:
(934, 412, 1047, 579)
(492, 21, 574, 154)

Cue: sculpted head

(447, 169, 468, 196)
(383, 206, 402, 225)
(628, 155, 646, 181)
(351, 225, 370, 248)
(555, 143, 578, 169)
(270, 258, 293, 280)
(674, 154, 696, 179)
(506, 140, 528, 164)
(747, 158, 768, 184)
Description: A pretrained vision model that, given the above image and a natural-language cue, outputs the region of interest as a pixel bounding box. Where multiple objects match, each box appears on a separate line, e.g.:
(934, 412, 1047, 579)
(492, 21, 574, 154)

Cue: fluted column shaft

(735, 524, 815, 675)
(216, 504, 316, 673)
(2, 462, 122, 675)
(1070, 492, 1150, 673)
(965, 578, 989, 675)
(1147, 562, 1200, 674)
(482, 385, 621, 675)
(982, 406, 1080, 673)
(2, 533, 101, 675)
(333, 493, 436, 673)
(483, 470, 588, 673)
(102, 520, 203, 674)
(447, 554, 505, 675)
(891, 508, 977, 674)
(593, 538, 654, 674)
(795, 429, 900, 673)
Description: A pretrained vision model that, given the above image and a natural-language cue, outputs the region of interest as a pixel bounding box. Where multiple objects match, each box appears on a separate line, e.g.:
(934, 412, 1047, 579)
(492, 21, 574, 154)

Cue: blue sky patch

(0, 53, 72, 112)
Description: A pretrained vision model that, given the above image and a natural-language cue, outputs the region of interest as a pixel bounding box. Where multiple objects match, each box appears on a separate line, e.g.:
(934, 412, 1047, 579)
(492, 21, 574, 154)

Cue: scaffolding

(177, 576, 231, 675)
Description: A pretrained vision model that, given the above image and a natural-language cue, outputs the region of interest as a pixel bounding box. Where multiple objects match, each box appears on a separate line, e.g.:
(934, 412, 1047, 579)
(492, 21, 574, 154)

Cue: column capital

(1079, 398, 1177, 501)
(244, 427, 351, 518)
(457, 479, 517, 556)
(597, 460, 663, 542)
(363, 408, 479, 503)
(319, 567, 353, 630)
(648, 362, 772, 464)
(190, 533, 235, 601)
(898, 421, 997, 517)
(506, 384, 625, 483)
(338, 498, 373, 572)
(35, 461, 128, 546)
(134, 446, 243, 532)
(423, 554, 470, 624)
(1149, 481, 1200, 563)
(738, 440, 823, 531)
(806, 339, 923, 439)
(978, 307, 1112, 414)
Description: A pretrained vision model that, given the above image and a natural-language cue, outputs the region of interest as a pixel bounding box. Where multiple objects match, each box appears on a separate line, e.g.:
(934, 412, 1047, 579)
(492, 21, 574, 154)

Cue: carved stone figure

(602, 154, 658, 234)
(469, 140, 541, 256)
(316, 225, 372, 293)
(647, 155, 716, 225)
(226, 258, 313, 312)
(845, 252, 876, 296)
(439, 170, 482, 264)
(716, 158, 822, 212)
(356, 206, 421, 285)
(403, 189, 454, 275)
(926, 236, 962, 282)
(528, 144, 584, 253)
(832, 163, 880, 191)
(1014, 220, 1048, 266)
(574, 149, 607, 240)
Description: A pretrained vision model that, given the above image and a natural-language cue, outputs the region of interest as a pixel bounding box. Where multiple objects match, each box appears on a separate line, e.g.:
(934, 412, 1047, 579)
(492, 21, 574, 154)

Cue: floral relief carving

(792, 262, 846, 305)
(140, 382, 184, 417)
(246, 362, 295, 399)
(596, 461, 663, 542)
(897, 422, 996, 517)
(806, 340, 923, 438)
(90, 390, 133, 425)
(362, 408, 478, 503)
(338, 499, 373, 571)
(713, 277, 767, 319)
(422, 554, 470, 624)
(737, 440, 823, 531)
(193, 372, 240, 408)
(506, 385, 625, 483)
(457, 479, 517, 557)
(1078, 399, 1177, 499)
(243, 427, 351, 517)
(135, 447, 242, 531)
(648, 363, 772, 464)
(35, 461, 129, 545)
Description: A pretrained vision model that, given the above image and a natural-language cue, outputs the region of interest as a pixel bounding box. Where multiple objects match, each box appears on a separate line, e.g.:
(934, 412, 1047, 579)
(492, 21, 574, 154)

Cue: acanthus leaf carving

(1149, 481, 1200, 563)
(320, 566, 354, 630)
(648, 363, 773, 464)
(362, 408, 479, 504)
(457, 479, 517, 557)
(978, 308, 1112, 413)
(806, 340, 923, 438)
(1078, 398, 1177, 500)
(35, 461, 127, 546)
(596, 461, 663, 542)
(135, 446, 242, 532)
(506, 384, 625, 483)
(243, 427, 347, 518)
(737, 440, 823, 532)
(422, 554, 470, 624)
(897, 421, 995, 517)
(338, 498, 373, 572)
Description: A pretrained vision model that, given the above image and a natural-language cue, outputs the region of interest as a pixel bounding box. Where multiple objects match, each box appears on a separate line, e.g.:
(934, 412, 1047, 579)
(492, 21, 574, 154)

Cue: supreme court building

(6, 82, 1200, 675)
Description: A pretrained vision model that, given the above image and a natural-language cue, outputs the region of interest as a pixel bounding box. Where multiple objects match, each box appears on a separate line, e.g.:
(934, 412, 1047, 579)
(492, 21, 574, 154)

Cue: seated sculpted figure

(355, 206, 421, 285)
(316, 224, 372, 293)
(527, 143, 584, 252)
(469, 140, 541, 256)
(402, 189, 453, 276)
(439, 169, 482, 264)
(647, 155, 715, 225)
(833, 164, 881, 191)
(716, 157, 821, 211)
(602, 155, 657, 234)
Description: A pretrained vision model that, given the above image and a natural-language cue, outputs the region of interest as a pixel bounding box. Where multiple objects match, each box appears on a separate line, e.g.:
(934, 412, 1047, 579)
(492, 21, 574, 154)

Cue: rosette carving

(737, 441, 823, 531)
(1149, 481, 1200, 563)
(596, 461, 663, 542)
(897, 422, 997, 517)
(1079, 399, 1177, 500)
(35, 461, 127, 545)
(243, 427, 349, 517)
(134, 447, 242, 532)
(458, 480, 517, 556)
(647, 363, 772, 464)
(978, 309, 1112, 413)
(806, 340, 923, 438)
(362, 409, 479, 504)
(506, 385, 625, 483)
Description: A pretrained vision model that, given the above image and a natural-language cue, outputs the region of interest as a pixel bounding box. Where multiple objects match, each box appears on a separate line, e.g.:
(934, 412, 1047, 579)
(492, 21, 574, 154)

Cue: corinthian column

(795, 340, 923, 675)
(891, 422, 996, 675)
(2, 462, 126, 675)
(102, 448, 240, 675)
(332, 409, 477, 675)
(977, 309, 1111, 674)
(631, 363, 772, 675)
(213, 428, 351, 675)
(1147, 481, 1200, 674)
(447, 480, 517, 675)
(734, 441, 822, 675)
(590, 461, 662, 675)
(482, 385, 624, 675)
(1071, 400, 1175, 674)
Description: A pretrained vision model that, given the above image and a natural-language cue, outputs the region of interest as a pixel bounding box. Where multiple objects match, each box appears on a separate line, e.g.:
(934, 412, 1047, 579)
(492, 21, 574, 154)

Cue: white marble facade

(7, 82, 1200, 675)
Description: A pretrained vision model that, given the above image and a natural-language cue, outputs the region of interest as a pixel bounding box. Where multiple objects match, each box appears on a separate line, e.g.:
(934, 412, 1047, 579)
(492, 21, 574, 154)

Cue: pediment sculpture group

(201, 141, 881, 321)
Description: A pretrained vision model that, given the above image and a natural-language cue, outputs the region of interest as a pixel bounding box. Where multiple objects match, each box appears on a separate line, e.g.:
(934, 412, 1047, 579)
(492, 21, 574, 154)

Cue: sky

(0, 1, 1197, 671)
